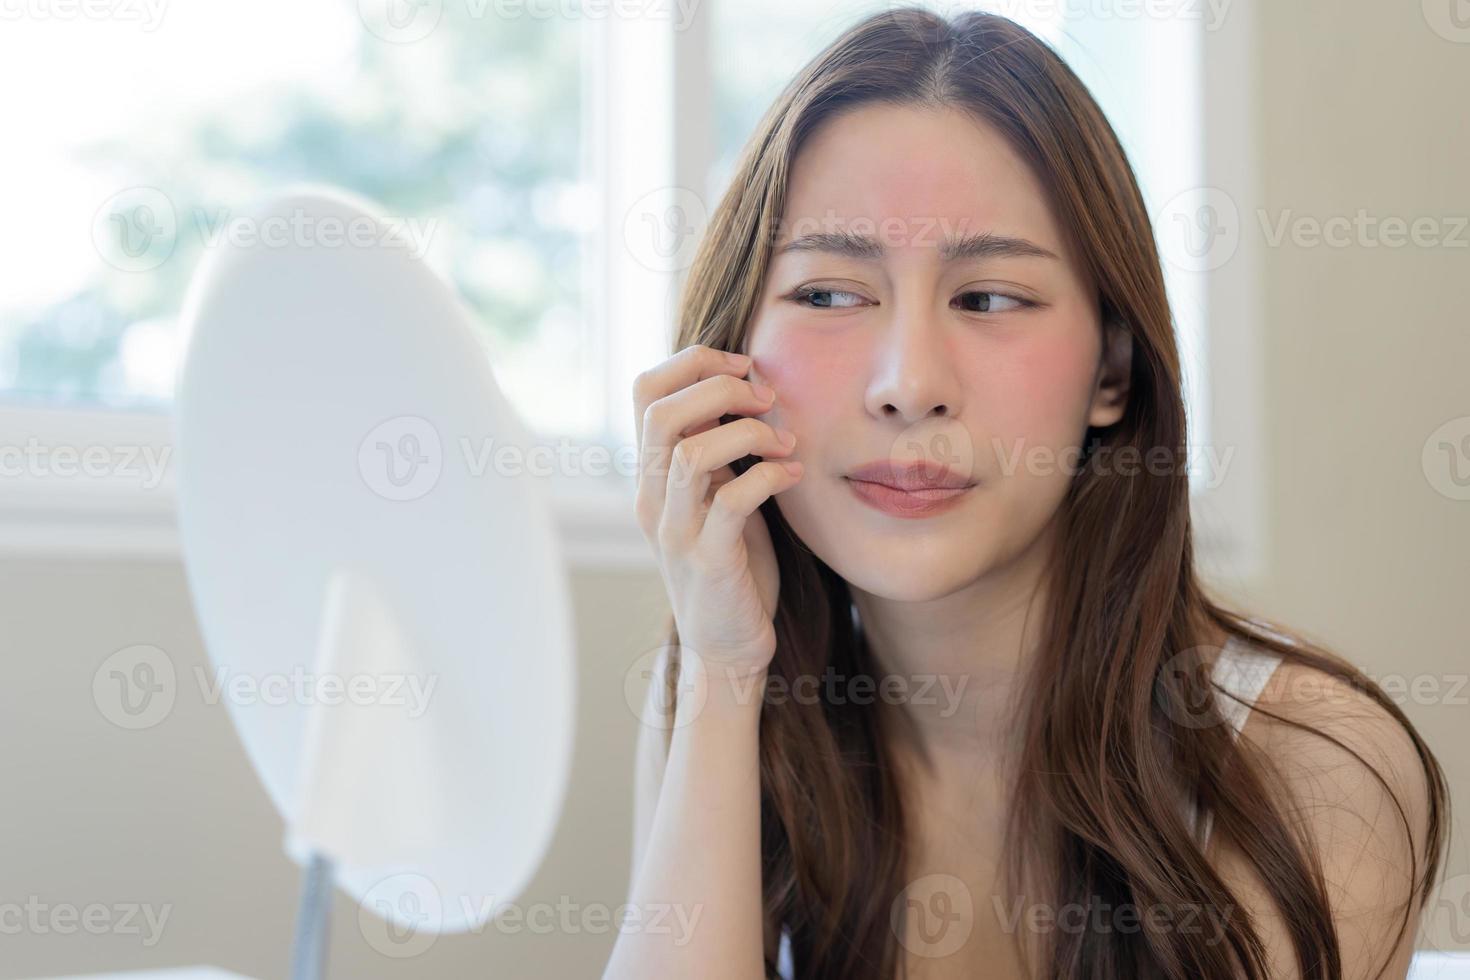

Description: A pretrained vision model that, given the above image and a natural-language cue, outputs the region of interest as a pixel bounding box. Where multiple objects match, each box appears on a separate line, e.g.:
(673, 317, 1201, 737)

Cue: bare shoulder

(1211, 652, 1436, 979)
(1243, 656, 1433, 850)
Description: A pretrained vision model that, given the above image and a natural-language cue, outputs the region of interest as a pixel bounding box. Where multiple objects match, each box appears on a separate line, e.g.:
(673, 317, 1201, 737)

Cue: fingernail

(779, 429, 796, 447)
(754, 383, 776, 401)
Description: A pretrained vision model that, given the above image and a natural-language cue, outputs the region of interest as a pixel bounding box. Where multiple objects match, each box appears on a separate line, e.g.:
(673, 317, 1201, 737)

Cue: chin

(785, 528, 983, 602)
(846, 552, 985, 601)
(778, 491, 1025, 603)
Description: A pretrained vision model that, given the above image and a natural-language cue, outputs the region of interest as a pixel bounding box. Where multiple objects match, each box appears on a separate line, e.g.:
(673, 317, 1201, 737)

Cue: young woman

(605, 7, 1451, 979)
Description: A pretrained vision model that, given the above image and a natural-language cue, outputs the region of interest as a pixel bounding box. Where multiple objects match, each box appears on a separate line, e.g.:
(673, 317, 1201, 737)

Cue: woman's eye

(954, 290, 1029, 314)
(785, 286, 1032, 313)
(789, 286, 867, 309)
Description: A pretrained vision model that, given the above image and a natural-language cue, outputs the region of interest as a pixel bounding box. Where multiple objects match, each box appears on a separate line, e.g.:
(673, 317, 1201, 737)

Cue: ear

(1087, 317, 1133, 428)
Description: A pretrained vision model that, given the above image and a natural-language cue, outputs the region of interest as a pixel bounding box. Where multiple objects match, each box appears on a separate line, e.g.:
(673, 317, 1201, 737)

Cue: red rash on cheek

(987, 329, 1102, 440)
(744, 307, 1100, 448)
(746, 327, 857, 429)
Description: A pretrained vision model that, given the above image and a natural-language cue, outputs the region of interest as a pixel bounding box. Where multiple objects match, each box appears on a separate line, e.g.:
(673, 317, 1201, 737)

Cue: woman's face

(743, 102, 1129, 602)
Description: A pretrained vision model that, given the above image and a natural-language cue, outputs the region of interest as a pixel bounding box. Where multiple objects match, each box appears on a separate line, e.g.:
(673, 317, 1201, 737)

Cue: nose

(863, 300, 963, 425)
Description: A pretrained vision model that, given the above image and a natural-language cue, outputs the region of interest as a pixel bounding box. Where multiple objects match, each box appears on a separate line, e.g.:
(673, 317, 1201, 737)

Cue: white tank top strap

(1186, 634, 1284, 848)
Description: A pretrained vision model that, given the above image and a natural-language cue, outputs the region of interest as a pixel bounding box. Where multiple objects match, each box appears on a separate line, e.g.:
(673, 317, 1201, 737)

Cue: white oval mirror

(172, 186, 576, 970)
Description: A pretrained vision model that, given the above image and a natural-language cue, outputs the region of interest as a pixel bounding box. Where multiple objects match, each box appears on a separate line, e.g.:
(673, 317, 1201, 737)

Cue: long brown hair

(658, 7, 1451, 977)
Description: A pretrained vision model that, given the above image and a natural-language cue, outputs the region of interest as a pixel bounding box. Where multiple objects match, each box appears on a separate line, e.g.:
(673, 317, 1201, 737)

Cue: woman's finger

(634, 352, 774, 538)
(640, 371, 774, 476)
(661, 418, 795, 546)
(632, 344, 751, 448)
(699, 459, 804, 554)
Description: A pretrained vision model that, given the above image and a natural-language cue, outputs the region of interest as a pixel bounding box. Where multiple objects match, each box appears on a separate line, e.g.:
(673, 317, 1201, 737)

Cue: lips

(844, 460, 975, 491)
(843, 460, 977, 519)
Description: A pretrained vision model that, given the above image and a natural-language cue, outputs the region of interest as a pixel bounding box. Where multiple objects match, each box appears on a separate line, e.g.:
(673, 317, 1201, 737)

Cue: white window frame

(1191, 0, 1267, 586)
(0, 1, 1264, 586)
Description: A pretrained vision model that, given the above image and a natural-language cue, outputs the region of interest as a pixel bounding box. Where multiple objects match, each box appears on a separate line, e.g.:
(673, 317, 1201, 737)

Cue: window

(0, 0, 1263, 579)
(0, 2, 591, 433)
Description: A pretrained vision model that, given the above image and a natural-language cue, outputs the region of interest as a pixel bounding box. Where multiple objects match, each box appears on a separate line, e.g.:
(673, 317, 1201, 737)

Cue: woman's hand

(633, 343, 802, 680)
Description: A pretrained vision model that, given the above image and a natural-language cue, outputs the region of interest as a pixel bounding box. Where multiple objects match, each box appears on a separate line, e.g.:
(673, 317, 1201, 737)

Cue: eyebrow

(774, 229, 1058, 262)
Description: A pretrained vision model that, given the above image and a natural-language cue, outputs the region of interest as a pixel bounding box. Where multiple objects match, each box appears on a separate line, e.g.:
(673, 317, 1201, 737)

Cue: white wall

(0, 560, 674, 978)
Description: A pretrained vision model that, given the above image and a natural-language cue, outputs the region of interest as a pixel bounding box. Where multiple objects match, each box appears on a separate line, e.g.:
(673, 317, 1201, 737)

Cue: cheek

(971, 329, 1100, 451)
(745, 324, 857, 442)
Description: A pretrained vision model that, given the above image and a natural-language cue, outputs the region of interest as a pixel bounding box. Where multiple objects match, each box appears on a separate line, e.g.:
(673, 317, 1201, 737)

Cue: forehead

(778, 102, 1065, 254)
